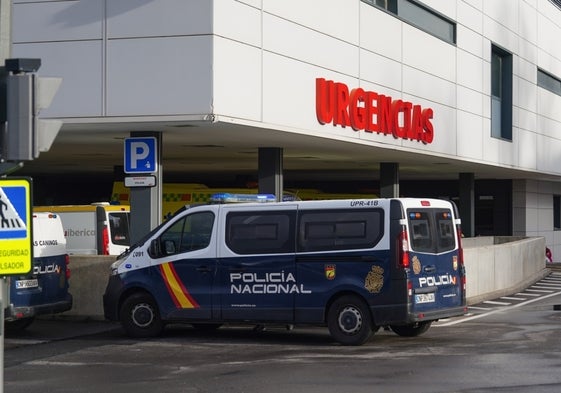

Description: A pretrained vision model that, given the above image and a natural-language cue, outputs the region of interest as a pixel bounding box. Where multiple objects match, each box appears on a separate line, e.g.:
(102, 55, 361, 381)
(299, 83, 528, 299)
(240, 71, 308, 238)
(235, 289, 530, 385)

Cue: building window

(555, 196, 561, 230)
(538, 68, 561, 96)
(362, 0, 456, 44)
(491, 45, 513, 141)
(550, 0, 561, 11)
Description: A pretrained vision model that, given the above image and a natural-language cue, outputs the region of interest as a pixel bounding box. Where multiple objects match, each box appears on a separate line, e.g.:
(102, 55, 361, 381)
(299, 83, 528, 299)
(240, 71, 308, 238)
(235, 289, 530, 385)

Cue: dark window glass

(538, 68, 561, 96)
(226, 211, 295, 254)
(435, 210, 455, 252)
(298, 209, 384, 252)
(108, 212, 130, 246)
(491, 45, 513, 141)
(554, 196, 561, 230)
(362, 0, 455, 44)
(408, 211, 433, 252)
(159, 211, 214, 255)
(408, 209, 455, 253)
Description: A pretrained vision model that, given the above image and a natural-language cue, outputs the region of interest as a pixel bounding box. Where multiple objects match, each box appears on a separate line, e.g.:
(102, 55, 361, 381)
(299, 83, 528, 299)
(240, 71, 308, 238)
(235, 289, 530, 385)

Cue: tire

(120, 292, 164, 338)
(390, 321, 432, 337)
(327, 295, 373, 346)
(5, 317, 35, 332)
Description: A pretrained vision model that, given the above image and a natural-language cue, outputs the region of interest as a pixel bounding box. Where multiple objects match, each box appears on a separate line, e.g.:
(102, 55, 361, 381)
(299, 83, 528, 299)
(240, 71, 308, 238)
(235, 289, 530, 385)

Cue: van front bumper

(103, 274, 125, 321)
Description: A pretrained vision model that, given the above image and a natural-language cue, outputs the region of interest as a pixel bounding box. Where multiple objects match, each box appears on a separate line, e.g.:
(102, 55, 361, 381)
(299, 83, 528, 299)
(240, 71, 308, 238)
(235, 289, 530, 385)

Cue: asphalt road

(4, 271, 561, 393)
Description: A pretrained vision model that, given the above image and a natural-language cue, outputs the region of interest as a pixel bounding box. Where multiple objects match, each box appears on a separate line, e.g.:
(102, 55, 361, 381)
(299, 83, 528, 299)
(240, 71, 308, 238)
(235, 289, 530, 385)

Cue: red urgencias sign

(315, 78, 434, 144)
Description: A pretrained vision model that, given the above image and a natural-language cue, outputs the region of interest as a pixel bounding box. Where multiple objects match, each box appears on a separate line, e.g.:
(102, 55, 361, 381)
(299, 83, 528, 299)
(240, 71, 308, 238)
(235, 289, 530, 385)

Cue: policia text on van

(103, 195, 467, 345)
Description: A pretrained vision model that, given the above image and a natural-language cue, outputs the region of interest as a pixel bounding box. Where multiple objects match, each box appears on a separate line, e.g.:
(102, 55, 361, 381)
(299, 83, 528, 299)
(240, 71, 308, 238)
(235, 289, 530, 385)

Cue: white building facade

(10, 0, 561, 260)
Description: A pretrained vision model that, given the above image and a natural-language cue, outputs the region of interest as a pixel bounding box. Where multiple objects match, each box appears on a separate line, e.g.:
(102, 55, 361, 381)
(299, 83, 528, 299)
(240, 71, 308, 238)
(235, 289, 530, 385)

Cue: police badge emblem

(412, 256, 422, 275)
(325, 265, 336, 280)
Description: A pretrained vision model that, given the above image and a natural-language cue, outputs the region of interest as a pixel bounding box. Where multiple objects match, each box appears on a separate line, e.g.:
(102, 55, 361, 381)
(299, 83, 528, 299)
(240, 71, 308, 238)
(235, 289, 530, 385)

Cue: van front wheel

(120, 293, 164, 338)
(327, 295, 373, 346)
(390, 321, 432, 337)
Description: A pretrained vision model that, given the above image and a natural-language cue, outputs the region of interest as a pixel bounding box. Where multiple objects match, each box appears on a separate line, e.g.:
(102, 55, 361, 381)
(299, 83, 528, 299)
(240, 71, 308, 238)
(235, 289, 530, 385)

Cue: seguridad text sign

(0, 178, 33, 275)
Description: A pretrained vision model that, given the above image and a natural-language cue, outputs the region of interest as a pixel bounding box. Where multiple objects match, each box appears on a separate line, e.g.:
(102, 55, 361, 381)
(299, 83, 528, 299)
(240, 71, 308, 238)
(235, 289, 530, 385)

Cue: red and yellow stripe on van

(160, 262, 200, 309)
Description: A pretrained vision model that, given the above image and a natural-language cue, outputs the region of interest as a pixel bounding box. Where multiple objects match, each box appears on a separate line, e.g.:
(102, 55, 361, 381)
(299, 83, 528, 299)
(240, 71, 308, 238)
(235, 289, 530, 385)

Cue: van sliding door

(218, 206, 297, 322)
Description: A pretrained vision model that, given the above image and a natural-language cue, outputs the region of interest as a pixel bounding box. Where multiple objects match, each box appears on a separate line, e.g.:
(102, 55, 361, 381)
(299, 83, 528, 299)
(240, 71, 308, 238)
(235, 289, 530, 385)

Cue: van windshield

(407, 208, 455, 253)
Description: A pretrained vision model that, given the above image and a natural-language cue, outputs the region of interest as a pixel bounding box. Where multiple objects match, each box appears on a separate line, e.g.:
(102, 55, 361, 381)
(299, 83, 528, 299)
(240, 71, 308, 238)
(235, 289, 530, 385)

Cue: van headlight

(110, 259, 124, 275)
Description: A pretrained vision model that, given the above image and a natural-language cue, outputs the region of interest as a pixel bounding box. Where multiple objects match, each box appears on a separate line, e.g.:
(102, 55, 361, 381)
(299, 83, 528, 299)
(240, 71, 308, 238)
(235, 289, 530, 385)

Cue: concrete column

(258, 147, 283, 202)
(459, 172, 475, 237)
(380, 162, 399, 198)
(129, 131, 162, 243)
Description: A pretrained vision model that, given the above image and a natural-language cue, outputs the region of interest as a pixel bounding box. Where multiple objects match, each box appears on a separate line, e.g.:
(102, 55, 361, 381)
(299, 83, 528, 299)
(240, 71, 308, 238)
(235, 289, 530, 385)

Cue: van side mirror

(148, 239, 161, 258)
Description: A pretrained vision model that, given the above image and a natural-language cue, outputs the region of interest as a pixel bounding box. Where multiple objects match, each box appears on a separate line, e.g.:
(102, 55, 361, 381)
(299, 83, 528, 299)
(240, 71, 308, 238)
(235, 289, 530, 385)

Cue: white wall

(12, 0, 561, 176)
(10, 0, 561, 242)
(209, 0, 561, 180)
(514, 179, 561, 263)
(12, 0, 214, 117)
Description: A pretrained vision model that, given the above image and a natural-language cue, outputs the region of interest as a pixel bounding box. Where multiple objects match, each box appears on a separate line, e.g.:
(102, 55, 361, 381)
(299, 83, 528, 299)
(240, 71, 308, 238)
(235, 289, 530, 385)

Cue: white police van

(6, 212, 72, 330)
(103, 195, 466, 345)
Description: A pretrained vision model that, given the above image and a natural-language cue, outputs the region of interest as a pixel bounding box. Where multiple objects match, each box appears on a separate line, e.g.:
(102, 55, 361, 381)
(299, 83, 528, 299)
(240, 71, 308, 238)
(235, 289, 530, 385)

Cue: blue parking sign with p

(124, 137, 157, 174)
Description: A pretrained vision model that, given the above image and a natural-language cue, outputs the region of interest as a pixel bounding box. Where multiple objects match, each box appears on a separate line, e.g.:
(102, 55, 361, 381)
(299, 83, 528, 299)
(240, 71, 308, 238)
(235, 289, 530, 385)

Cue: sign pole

(0, 0, 12, 390)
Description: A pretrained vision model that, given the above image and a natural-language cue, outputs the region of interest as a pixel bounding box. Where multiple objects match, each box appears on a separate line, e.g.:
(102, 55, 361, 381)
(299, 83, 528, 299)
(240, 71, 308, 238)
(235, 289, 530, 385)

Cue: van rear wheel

(390, 321, 432, 337)
(327, 295, 373, 346)
(120, 292, 164, 338)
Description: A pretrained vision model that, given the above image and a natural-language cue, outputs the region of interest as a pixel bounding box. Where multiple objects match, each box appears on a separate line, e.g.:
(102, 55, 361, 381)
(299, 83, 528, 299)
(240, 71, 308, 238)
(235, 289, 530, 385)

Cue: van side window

(226, 211, 295, 254)
(298, 209, 384, 252)
(159, 211, 215, 255)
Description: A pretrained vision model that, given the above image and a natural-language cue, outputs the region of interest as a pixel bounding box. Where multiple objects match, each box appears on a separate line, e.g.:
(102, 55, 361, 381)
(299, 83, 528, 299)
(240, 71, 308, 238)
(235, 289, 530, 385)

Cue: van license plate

(15, 279, 38, 289)
(415, 293, 435, 304)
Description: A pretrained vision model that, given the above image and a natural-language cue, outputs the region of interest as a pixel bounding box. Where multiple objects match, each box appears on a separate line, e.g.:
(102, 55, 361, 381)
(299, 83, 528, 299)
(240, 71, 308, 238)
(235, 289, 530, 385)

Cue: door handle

(228, 266, 247, 272)
(423, 265, 436, 273)
(196, 266, 213, 273)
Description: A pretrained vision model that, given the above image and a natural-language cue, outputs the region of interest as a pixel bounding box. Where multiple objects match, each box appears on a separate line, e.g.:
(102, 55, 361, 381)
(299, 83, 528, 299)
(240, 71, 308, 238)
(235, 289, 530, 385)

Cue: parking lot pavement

(4, 318, 121, 349)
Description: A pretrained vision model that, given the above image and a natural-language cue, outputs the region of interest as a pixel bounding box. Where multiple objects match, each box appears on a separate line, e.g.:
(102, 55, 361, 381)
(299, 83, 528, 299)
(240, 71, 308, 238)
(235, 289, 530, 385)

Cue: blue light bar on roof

(210, 193, 277, 203)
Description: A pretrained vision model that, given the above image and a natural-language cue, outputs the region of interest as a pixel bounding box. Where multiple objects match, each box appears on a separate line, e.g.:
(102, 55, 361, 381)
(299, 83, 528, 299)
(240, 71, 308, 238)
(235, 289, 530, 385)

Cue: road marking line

(483, 300, 511, 305)
(533, 282, 561, 287)
(526, 288, 554, 293)
(436, 289, 561, 326)
(515, 292, 540, 297)
(500, 296, 526, 301)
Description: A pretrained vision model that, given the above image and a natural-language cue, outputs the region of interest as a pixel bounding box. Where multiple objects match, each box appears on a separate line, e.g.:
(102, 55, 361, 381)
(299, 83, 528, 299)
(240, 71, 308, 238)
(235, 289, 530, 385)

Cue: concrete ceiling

(14, 119, 559, 184)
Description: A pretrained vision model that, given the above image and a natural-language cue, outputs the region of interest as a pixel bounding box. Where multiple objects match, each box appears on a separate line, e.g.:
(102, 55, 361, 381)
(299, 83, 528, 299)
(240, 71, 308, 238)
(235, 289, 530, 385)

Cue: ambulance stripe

(160, 263, 200, 309)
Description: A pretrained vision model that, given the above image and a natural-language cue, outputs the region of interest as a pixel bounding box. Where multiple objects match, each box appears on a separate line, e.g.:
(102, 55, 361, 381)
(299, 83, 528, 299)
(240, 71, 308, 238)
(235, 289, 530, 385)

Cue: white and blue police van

(103, 194, 467, 345)
(6, 212, 72, 330)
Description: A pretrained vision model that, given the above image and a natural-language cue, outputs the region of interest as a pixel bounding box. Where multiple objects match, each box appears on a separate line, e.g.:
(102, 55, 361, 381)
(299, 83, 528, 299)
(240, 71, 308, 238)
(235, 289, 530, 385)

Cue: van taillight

(398, 228, 410, 268)
(456, 225, 464, 267)
(65, 254, 71, 280)
(102, 227, 110, 255)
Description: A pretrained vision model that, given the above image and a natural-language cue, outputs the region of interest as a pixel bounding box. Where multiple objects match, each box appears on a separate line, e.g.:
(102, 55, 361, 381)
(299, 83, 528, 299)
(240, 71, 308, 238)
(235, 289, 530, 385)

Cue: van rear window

(109, 212, 130, 246)
(407, 209, 455, 253)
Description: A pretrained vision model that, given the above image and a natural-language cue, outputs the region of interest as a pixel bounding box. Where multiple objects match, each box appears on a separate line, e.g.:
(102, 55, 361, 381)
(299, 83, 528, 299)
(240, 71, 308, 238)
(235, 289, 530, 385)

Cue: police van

(5, 212, 72, 330)
(103, 195, 466, 345)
